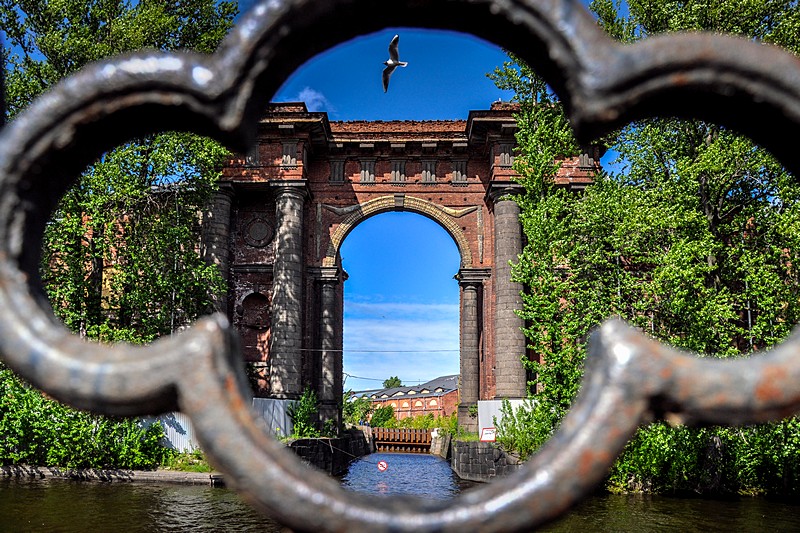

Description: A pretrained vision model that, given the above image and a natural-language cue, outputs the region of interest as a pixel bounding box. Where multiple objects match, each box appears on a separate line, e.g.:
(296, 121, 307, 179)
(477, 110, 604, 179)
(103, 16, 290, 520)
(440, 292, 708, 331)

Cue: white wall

(143, 398, 295, 453)
(477, 399, 530, 434)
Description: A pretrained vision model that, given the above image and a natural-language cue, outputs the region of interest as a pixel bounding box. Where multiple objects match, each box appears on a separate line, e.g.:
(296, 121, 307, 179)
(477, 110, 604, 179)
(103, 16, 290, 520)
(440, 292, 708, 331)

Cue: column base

(458, 403, 478, 434)
(319, 401, 340, 436)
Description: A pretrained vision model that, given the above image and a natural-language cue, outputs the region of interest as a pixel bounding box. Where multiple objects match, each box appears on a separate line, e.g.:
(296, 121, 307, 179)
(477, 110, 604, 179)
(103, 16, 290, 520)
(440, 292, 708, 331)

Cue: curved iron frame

(2, 1, 800, 531)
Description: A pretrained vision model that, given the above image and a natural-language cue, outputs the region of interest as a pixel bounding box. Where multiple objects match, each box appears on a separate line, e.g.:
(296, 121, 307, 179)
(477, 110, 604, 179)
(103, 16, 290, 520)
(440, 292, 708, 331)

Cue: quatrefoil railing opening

(3, 1, 800, 531)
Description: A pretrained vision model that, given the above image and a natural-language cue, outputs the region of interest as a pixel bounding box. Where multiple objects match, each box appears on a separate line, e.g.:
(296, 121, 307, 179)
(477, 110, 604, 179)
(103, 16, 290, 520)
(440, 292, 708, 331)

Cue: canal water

(341, 452, 476, 499)
(1, 453, 799, 531)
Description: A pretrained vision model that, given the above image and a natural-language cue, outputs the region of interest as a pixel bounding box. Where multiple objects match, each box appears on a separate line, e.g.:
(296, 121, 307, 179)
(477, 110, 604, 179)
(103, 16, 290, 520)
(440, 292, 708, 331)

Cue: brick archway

(209, 102, 597, 430)
(322, 194, 474, 268)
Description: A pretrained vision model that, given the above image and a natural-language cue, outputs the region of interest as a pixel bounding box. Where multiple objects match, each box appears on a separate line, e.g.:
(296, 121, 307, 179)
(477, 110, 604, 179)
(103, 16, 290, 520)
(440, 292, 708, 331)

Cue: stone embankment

(432, 429, 523, 483)
(450, 440, 522, 482)
(289, 428, 372, 475)
(1, 464, 224, 486)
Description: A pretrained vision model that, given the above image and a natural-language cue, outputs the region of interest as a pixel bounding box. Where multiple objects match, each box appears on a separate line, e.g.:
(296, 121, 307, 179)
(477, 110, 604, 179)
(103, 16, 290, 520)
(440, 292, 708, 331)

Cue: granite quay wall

(289, 429, 370, 476)
(450, 440, 522, 483)
(430, 431, 451, 460)
(1, 465, 224, 486)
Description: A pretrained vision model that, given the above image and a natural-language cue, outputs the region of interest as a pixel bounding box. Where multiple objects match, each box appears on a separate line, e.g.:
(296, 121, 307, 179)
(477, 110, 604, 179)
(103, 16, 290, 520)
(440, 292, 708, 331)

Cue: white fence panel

(251, 398, 294, 438)
(477, 399, 530, 435)
(143, 398, 294, 452)
(158, 411, 198, 452)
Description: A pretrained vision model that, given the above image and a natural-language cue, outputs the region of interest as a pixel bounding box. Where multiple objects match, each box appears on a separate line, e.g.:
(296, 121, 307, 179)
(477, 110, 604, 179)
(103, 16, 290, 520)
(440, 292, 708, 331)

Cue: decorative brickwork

(217, 102, 599, 426)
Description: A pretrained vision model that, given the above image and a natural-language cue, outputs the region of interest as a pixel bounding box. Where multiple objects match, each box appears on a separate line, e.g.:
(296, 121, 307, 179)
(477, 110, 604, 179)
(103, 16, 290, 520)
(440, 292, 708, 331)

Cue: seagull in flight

(382, 34, 408, 93)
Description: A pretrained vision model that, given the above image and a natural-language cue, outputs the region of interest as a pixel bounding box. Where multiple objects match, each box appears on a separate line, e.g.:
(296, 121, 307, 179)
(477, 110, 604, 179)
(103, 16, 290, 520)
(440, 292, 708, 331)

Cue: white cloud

(295, 87, 335, 113)
(345, 300, 458, 321)
(343, 301, 460, 391)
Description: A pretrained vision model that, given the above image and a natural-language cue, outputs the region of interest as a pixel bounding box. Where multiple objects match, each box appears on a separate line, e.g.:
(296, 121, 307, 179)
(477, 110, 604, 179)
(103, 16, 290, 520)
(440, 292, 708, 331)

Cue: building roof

(350, 375, 458, 401)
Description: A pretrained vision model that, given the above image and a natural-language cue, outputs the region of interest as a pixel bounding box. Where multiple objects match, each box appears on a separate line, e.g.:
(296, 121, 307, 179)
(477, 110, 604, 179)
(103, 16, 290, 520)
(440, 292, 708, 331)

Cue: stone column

(456, 268, 490, 433)
(202, 184, 234, 313)
(489, 183, 528, 399)
(311, 266, 343, 431)
(269, 184, 308, 399)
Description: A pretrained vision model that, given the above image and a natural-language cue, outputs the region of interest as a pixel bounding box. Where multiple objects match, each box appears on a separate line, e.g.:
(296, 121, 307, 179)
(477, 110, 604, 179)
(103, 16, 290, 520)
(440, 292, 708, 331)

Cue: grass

(161, 449, 214, 473)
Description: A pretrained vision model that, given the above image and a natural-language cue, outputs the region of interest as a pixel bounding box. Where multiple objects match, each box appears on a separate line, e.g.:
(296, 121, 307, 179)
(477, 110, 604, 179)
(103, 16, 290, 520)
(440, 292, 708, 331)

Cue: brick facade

(352, 375, 460, 421)
(209, 102, 597, 427)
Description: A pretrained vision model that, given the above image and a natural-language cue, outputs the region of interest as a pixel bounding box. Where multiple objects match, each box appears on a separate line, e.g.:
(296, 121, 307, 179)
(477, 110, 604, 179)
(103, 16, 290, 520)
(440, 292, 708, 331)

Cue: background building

(351, 375, 459, 421)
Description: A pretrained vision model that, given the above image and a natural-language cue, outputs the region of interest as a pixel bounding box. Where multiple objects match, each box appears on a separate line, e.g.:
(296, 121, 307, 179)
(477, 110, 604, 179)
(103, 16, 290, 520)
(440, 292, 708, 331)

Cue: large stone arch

(215, 101, 597, 431)
(322, 194, 474, 268)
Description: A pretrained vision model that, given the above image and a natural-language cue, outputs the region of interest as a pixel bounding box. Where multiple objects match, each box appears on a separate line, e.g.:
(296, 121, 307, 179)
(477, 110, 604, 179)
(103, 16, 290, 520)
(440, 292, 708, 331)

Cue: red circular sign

(377, 460, 388, 472)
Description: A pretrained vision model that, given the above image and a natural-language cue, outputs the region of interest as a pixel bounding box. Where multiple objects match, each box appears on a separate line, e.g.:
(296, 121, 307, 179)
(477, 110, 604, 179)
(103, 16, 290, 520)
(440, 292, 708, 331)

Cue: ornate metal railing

(2, 0, 800, 531)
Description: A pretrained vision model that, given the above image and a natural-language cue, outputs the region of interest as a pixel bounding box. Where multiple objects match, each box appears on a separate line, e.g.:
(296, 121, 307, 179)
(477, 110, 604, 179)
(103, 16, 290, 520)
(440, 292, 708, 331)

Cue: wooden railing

(372, 428, 432, 453)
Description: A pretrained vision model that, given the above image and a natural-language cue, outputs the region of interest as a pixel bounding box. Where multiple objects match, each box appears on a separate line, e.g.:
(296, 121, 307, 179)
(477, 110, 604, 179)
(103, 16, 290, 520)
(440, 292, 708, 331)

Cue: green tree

(487, 54, 582, 431)
(369, 405, 396, 428)
(382, 376, 403, 388)
(2, 0, 237, 342)
(342, 392, 374, 426)
(0, 0, 236, 468)
(491, 0, 800, 482)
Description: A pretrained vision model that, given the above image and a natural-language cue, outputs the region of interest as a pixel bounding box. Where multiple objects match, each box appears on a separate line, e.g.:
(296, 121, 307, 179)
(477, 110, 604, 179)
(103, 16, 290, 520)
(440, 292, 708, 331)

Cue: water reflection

(541, 493, 800, 532)
(0, 478, 281, 532)
(3, 457, 800, 532)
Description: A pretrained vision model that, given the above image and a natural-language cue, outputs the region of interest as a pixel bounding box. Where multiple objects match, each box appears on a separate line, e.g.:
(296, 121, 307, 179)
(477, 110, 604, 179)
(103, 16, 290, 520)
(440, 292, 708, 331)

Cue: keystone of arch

(322, 195, 474, 268)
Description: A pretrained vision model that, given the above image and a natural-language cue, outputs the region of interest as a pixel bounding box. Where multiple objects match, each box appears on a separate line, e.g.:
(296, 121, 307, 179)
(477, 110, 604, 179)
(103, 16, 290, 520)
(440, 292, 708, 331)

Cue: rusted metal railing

(2, 1, 800, 531)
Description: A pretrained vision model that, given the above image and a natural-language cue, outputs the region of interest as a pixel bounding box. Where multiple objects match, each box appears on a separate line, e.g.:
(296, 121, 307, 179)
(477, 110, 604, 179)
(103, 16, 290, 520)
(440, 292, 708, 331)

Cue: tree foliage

(343, 392, 374, 426)
(491, 0, 800, 494)
(0, 1, 236, 467)
(382, 376, 403, 389)
(369, 405, 396, 428)
(0, 363, 170, 469)
(2, 0, 237, 342)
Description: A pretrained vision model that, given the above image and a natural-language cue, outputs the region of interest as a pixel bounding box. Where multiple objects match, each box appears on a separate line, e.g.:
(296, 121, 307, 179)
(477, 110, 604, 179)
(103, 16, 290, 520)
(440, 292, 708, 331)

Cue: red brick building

(351, 375, 459, 421)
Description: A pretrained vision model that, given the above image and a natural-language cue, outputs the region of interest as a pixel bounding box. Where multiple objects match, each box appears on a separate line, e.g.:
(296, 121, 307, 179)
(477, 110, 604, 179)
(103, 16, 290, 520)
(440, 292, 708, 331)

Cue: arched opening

(340, 212, 460, 405)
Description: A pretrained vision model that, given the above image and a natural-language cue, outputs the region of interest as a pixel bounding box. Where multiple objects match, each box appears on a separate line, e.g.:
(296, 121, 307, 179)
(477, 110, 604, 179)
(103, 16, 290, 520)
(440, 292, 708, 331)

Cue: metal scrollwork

(2, 0, 800, 531)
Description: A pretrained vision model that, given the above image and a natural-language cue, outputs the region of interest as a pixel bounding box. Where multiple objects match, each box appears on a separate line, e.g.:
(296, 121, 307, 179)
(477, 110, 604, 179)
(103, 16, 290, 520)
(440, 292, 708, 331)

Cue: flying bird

(382, 34, 408, 92)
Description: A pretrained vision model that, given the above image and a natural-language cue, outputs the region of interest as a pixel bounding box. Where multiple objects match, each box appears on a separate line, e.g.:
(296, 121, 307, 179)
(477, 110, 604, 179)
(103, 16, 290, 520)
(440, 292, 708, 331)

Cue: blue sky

(272, 28, 515, 121)
(235, 1, 590, 392)
(338, 213, 462, 391)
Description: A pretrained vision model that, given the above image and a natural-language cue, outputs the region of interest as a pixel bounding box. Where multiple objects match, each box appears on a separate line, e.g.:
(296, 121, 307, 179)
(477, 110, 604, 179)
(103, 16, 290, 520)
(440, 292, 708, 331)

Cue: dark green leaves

(2, 1, 236, 343)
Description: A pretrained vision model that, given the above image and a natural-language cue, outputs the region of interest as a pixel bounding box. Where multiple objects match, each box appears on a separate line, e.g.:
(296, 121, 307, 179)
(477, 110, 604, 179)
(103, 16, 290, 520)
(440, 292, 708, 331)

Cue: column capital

(308, 265, 345, 284)
(270, 180, 311, 201)
(455, 267, 491, 287)
(215, 182, 236, 199)
(486, 181, 524, 204)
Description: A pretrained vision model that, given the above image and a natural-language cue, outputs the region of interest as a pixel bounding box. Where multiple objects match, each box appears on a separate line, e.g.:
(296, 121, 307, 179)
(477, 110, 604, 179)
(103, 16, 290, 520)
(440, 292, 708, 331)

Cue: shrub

(493, 398, 554, 461)
(287, 387, 320, 438)
(0, 363, 170, 469)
